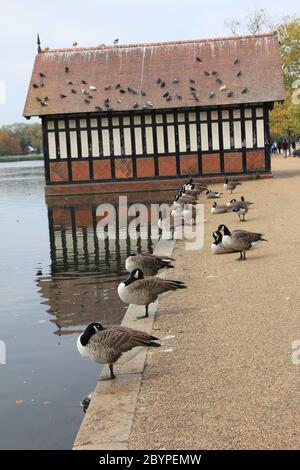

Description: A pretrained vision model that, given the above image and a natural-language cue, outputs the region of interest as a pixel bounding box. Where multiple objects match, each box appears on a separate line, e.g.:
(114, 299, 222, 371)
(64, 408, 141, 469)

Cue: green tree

(270, 18, 300, 137)
(225, 13, 300, 138)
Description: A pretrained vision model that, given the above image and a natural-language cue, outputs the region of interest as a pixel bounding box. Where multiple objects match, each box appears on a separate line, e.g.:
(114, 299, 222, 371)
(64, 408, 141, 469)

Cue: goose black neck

(223, 225, 231, 236)
(80, 325, 95, 346)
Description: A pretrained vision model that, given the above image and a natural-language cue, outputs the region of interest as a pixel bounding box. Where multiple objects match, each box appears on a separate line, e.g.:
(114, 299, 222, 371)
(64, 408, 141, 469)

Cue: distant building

(23, 33, 285, 196)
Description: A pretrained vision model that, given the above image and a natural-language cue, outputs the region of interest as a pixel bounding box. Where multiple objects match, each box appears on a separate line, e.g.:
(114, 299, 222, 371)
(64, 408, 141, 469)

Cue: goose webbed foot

(236, 252, 243, 261)
(136, 305, 149, 320)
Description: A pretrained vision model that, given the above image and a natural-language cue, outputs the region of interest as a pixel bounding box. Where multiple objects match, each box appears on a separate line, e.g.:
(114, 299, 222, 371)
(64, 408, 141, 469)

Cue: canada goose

(227, 197, 254, 207)
(174, 194, 196, 206)
(125, 253, 175, 276)
(118, 269, 187, 319)
(211, 230, 238, 254)
(182, 184, 200, 197)
(218, 224, 267, 260)
(227, 196, 254, 221)
(205, 190, 223, 199)
(77, 322, 160, 379)
(231, 205, 247, 221)
(176, 190, 197, 205)
(223, 177, 242, 193)
(211, 202, 231, 214)
(188, 178, 208, 193)
(227, 200, 248, 221)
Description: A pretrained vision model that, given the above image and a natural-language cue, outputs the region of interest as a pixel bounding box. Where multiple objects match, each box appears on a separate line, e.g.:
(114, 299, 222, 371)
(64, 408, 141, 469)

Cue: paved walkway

(128, 157, 300, 450)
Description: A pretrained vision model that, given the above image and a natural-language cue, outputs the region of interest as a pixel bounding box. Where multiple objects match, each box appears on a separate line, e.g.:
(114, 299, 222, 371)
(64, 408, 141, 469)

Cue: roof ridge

(41, 32, 277, 54)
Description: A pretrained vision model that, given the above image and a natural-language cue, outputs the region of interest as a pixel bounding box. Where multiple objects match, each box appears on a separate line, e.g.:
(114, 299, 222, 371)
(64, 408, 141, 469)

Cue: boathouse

(23, 33, 285, 196)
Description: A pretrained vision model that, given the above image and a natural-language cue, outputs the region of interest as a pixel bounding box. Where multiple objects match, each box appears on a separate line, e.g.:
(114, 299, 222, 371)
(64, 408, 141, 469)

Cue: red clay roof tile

(23, 33, 285, 117)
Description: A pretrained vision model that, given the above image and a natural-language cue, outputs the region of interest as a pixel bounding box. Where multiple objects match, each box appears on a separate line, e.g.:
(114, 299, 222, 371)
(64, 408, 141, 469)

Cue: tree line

(225, 12, 300, 138)
(0, 123, 42, 157)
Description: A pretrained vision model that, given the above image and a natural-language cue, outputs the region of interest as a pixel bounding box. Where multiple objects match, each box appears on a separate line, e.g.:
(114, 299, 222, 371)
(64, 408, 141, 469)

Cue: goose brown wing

(137, 277, 186, 295)
(141, 253, 175, 262)
(91, 327, 156, 354)
(139, 254, 174, 269)
(232, 230, 263, 243)
(105, 325, 159, 345)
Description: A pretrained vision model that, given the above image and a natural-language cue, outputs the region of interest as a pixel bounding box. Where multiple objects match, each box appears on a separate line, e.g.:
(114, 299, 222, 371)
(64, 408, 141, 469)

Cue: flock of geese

(77, 175, 267, 386)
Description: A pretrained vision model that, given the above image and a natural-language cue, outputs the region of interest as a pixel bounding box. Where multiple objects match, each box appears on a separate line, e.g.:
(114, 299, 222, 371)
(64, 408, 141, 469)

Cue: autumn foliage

(0, 123, 42, 156)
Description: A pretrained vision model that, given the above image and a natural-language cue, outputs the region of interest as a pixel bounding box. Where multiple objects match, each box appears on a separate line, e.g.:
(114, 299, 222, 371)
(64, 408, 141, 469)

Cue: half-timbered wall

(43, 104, 270, 185)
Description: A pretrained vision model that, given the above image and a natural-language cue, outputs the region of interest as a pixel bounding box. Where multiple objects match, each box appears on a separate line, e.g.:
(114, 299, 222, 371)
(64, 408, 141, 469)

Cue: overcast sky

(0, 0, 298, 126)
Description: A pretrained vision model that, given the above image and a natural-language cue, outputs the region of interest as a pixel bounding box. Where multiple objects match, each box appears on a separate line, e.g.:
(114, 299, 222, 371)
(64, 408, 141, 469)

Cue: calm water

(0, 161, 162, 450)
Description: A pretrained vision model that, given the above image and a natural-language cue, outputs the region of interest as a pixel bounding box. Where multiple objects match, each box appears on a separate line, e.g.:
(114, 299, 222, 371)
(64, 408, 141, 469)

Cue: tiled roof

(23, 33, 285, 117)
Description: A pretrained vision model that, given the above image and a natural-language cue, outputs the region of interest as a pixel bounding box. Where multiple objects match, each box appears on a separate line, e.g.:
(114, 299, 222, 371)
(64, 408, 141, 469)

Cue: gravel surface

(128, 157, 300, 450)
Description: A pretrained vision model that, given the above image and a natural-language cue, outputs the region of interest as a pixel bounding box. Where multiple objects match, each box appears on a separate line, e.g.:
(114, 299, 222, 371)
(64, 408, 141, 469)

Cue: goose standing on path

(227, 196, 254, 221)
(217, 224, 267, 260)
(77, 323, 160, 380)
(118, 268, 187, 319)
(224, 177, 242, 193)
(227, 200, 248, 221)
(227, 197, 254, 207)
(125, 253, 175, 276)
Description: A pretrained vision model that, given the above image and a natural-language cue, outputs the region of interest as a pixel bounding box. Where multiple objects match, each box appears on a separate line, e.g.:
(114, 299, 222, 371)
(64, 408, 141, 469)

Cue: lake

(0, 160, 168, 449)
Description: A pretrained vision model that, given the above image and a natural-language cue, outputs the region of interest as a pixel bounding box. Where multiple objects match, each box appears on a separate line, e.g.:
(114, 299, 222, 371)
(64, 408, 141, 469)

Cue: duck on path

(77, 323, 160, 380)
(223, 177, 242, 193)
(217, 224, 267, 260)
(118, 268, 187, 319)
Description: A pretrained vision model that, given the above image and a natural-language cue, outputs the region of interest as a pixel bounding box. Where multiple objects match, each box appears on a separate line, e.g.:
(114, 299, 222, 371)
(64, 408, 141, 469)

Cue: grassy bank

(0, 155, 43, 163)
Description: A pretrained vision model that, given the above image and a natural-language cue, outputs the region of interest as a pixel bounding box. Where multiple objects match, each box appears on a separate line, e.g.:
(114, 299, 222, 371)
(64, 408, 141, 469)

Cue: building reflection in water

(37, 193, 173, 336)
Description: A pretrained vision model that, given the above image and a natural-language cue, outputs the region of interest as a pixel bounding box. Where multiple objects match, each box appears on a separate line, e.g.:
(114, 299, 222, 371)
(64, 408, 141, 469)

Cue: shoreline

(0, 155, 43, 163)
